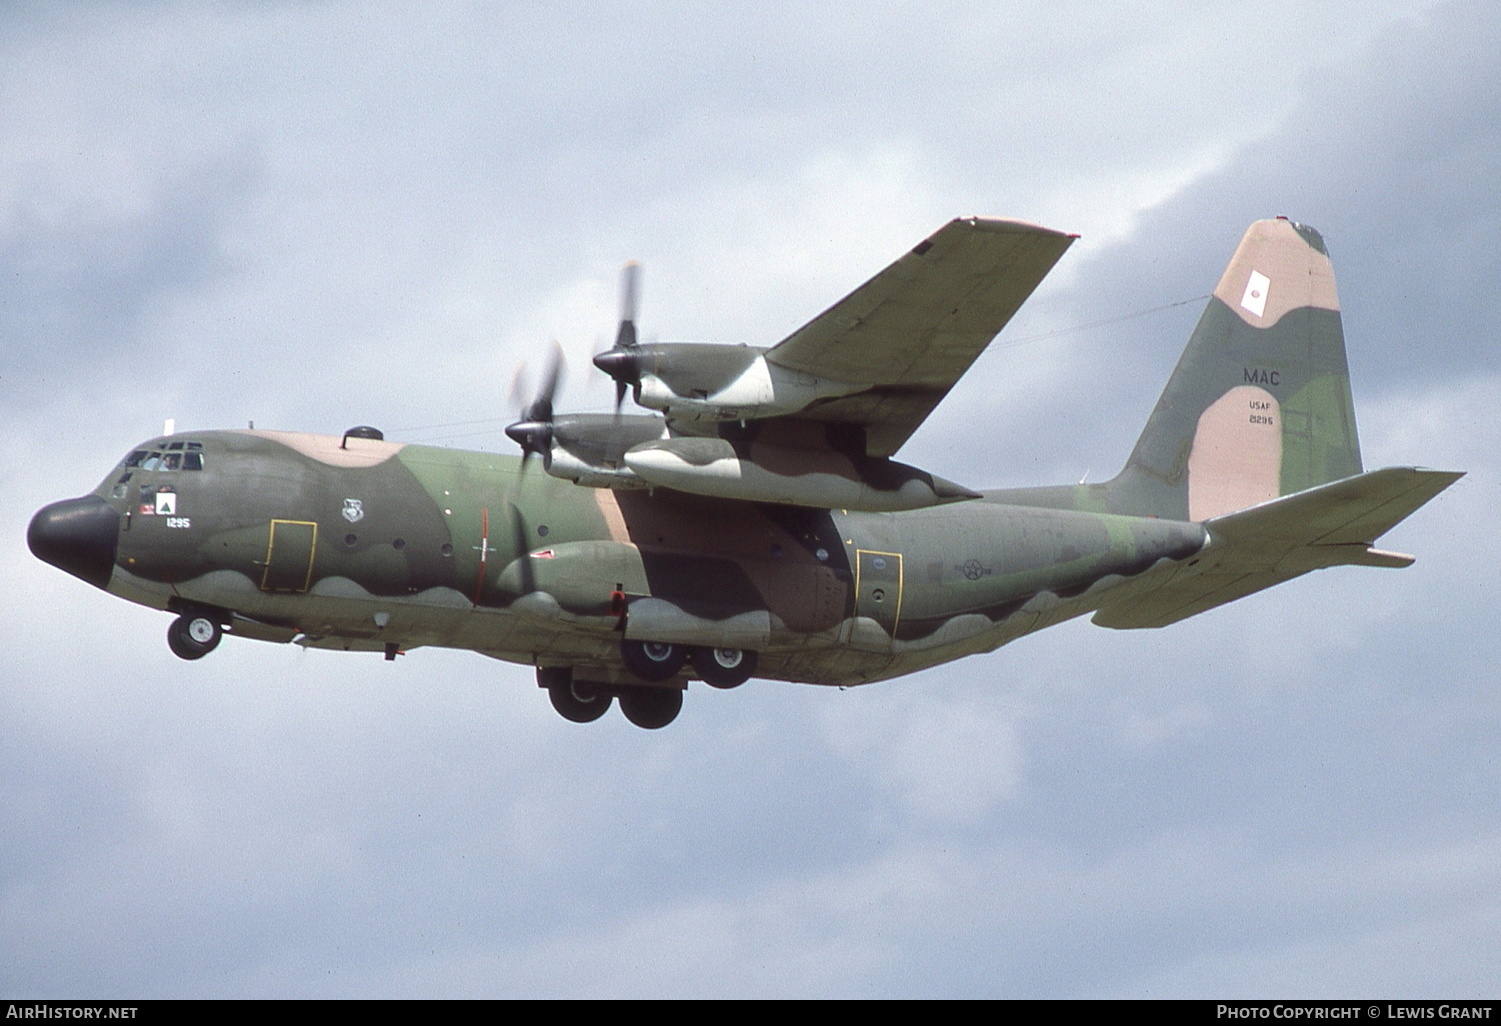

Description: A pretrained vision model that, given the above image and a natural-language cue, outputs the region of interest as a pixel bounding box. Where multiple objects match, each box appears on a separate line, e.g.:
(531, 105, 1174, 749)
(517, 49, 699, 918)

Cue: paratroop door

(261, 519, 318, 593)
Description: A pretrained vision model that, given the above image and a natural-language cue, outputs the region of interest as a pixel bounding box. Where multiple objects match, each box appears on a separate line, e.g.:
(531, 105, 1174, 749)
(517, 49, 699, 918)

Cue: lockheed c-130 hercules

(29, 216, 1460, 729)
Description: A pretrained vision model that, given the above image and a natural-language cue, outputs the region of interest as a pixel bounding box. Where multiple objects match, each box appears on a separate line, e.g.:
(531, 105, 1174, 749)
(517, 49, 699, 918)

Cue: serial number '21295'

(165, 517, 192, 529)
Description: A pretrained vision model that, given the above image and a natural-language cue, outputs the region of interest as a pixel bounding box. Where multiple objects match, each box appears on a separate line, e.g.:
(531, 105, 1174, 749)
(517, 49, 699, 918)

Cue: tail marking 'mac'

(1112, 217, 1361, 522)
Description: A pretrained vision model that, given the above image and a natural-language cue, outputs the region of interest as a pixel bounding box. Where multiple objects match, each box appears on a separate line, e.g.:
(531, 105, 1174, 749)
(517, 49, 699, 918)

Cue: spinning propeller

(503, 341, 565, 471)
(505, 260, 647, 466)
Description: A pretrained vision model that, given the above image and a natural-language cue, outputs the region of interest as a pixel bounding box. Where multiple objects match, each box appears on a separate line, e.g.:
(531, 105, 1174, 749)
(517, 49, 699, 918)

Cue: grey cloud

(0, 150, 260, 409)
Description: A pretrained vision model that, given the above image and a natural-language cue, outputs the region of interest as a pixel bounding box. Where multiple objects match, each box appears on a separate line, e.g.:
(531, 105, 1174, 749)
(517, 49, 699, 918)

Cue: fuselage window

(183, 452, 204, 471)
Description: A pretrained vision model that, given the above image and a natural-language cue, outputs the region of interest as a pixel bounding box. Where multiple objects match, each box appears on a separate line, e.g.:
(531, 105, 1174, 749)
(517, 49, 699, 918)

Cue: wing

(766, 217, 1076, 456)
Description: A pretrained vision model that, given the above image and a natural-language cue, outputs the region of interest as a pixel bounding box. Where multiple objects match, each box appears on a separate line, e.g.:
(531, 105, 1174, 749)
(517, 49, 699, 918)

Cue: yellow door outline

(261, 519, 319, 593)
(853, 548, 904, 639)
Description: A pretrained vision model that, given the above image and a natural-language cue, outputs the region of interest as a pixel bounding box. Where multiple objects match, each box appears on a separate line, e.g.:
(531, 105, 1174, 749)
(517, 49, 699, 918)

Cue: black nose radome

(28, 495, 120, 590)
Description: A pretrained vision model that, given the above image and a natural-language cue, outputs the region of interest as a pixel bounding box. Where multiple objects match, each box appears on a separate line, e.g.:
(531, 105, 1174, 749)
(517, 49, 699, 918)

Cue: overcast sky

(3, 0, 1498, 998)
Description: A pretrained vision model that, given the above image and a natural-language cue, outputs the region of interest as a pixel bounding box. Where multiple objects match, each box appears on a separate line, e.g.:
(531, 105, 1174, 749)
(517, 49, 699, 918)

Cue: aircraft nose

(27, 494, 121, 590)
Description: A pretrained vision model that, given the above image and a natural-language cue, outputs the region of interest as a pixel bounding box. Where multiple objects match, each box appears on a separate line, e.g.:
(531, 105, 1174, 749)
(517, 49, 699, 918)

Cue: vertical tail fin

(1109, 218, 1362, 521)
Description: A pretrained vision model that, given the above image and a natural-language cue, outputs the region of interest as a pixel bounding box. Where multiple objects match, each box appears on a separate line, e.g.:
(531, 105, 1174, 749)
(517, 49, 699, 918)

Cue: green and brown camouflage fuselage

(91, 428, 1207, 687)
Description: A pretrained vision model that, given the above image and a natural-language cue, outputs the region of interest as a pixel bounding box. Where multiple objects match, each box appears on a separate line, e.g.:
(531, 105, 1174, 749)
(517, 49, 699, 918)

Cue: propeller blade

(524, 341, 565, 422)
(615, 261, 640, 350)
(509, 503, 536, 595)
(506, 342, 565, 467)
(593, 260, 645, 414)
(542, 339, 564, 407)
(507, 364, 532, 417)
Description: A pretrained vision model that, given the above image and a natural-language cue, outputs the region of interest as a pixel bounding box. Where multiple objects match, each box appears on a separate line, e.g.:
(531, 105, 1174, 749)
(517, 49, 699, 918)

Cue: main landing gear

(689, 646, 757, 689)
(539, 667, 614, 723)
(618, 638, 686, 681)
(540, 640, 759, 729)
(167, 611, 222, 660)
(617, 686, 683, 730)
(619, 639, 757, 689)
(539, 666, 681, 729)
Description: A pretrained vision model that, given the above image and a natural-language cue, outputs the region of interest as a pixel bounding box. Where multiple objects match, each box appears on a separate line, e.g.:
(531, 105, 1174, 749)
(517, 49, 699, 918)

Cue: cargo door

(261, 519, 318, 593)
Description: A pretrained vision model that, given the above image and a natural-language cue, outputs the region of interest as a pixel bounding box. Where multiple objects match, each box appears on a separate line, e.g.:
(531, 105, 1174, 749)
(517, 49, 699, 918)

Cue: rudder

(1109, 218, 1362, 521)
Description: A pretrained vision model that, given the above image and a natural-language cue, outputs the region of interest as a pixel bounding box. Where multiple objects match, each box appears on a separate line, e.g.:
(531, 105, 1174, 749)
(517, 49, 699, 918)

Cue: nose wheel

(167, 612, 222, 660)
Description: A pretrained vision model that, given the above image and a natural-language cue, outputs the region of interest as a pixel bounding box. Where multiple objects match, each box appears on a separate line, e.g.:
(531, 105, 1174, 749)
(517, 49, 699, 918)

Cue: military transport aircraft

(29, 217, 1460, 728)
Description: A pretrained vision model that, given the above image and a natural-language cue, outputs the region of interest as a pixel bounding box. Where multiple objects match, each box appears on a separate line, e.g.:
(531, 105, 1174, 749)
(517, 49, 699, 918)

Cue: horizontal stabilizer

(1091, 467, 1462, 629)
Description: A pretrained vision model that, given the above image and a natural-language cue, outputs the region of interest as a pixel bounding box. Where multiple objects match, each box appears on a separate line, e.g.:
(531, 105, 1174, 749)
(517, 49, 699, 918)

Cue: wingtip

(957, 215, 1077, 239)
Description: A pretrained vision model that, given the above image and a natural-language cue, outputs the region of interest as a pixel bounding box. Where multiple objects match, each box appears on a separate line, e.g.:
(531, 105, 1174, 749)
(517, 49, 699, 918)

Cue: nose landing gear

(167, 611, 222, 660)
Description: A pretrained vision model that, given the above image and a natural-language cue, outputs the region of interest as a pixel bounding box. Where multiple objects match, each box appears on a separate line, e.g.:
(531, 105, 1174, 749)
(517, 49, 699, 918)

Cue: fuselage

(31, 428, 1206, 687)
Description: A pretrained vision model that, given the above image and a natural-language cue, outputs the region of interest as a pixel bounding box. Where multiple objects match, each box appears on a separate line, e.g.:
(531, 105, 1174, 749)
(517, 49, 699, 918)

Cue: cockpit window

(123, 443, 205, 472)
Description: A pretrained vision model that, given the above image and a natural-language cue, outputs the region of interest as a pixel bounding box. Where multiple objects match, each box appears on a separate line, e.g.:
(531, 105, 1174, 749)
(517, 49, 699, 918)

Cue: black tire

(548, 682, 613, 723)
(618, 686, 683, 729)
(690, 646, 757, 689)
(167, 613, 221, 661)
(619, 638, 686, 682)
(537, 666, 612, 724)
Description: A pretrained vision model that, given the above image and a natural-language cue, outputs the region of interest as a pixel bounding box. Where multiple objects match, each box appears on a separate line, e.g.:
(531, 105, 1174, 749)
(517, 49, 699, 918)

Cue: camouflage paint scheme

(30, 218, 1460, 724)
(88, 427, 1205, 685)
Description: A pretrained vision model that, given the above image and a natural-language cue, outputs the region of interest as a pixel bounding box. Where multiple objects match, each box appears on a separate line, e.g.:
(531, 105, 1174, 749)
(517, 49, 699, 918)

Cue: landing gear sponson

(158, 598, 753, 729)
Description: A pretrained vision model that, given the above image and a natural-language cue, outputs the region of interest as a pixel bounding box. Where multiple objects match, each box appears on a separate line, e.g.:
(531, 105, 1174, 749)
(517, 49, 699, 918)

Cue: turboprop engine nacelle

(542, 413, 667, 489)
(597, 343, 866, 423)
(623, 436, 980, 512)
